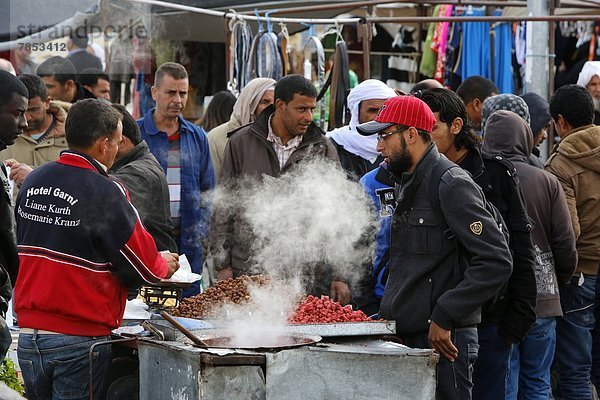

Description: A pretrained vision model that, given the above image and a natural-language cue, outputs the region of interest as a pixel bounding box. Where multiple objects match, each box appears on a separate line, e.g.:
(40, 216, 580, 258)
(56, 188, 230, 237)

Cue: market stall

(115, 275, 437, 400)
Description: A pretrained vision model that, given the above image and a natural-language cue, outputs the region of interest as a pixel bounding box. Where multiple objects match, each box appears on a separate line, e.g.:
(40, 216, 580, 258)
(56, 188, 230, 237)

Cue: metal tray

(285, 320, 396, 337)
(143, 318, 396, 341)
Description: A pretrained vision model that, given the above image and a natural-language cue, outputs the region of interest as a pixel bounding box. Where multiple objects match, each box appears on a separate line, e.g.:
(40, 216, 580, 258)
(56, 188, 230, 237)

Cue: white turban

(326, 80, 396, 163)
(232, 78, 277, 126)
(577, 61, 600, 87)
(347, 79, 398, 129)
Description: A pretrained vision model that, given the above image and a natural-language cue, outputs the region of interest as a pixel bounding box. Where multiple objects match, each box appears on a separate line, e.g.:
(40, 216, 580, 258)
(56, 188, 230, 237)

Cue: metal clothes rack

(130, 0, 597, 96)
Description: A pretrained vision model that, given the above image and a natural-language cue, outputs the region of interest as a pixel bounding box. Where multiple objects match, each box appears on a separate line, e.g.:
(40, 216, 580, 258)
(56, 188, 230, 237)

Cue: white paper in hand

(162, 254, 202, 283)
(4, 165, 14, 200)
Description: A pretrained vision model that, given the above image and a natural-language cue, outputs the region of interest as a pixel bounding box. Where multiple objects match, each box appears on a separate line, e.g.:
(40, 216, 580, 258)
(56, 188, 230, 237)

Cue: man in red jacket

(14, 99, 179, 400)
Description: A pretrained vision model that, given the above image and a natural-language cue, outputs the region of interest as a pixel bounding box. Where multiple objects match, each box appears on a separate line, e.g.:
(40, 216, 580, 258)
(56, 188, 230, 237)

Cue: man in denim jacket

(138, 62, 215, 297)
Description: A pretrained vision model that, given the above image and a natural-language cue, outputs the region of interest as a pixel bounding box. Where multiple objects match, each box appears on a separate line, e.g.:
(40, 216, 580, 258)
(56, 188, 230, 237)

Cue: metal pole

(526, 0, 550, 159)
(249, 0, 600, 15)
(366, 15, 600, 23)
(128, 0, 600, 25)
(358, 19, 372, 80)
(525, 1, 550, 96)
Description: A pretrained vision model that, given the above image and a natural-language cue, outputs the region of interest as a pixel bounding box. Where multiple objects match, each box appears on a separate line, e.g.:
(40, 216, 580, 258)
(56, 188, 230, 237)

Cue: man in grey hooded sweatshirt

(483, 110, 577, 399)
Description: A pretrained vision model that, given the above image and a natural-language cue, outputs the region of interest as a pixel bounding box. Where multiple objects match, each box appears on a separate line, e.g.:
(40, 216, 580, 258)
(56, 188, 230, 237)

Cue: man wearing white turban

(577, 61, 600, 125)
(326, 79, 397, 180)
(208, 78, 276, 179)
(336, 80, 396, 315)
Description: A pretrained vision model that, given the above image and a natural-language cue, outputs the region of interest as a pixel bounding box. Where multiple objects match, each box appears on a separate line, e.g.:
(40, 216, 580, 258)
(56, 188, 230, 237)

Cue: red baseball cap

(356, 95, 436, 135)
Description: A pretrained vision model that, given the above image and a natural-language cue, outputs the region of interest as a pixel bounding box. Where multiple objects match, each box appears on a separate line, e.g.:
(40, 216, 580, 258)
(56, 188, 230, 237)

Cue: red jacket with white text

(14, 151, 168, 336)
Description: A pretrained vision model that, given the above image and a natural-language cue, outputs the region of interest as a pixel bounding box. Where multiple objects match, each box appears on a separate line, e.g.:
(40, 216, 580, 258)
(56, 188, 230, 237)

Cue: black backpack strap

(428, 156, 459, 240)
(481, 152, 519, 186)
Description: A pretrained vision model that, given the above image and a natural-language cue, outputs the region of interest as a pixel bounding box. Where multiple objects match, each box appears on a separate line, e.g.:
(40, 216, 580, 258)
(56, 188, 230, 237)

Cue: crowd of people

(0, 43, 599, 399)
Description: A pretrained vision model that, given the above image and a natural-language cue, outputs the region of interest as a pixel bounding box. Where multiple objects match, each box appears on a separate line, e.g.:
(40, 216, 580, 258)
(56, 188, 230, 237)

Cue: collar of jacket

(564, 124, 596, 139)
(407, 143, 438, 187)
(393, 143, 438, 214)
(375, 164, 396, 187)
(19, 116, 61, 144)
(250, 104, 326, 147)
(142, 108, 195, 137)
(393, 143, 438, 189)
(550, 124, 598, 156)
(109, 141, 151, 173)
(57, 150, 108, 176)
(460, 147, 492, 194)
(74, 82, 96, 103)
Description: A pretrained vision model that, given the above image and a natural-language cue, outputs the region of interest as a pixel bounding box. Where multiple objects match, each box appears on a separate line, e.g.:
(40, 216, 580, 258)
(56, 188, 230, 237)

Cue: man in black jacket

(419, 88, 536, 400)
(357, 95, 513, 400)
(0, 70, 28, 362)
(109, 104, 177, 253)
(36, 56, 95, 103)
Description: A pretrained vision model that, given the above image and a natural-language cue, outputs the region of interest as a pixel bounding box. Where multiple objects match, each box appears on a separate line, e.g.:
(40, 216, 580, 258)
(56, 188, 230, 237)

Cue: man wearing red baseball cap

(357, 95, 513, 400)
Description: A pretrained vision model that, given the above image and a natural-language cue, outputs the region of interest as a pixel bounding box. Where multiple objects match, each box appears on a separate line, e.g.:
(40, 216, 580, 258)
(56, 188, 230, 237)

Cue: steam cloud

(210, 158, 379, 295)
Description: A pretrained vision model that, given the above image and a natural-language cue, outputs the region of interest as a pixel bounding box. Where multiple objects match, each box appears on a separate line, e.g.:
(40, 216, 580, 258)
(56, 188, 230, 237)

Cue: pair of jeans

(590, 264, 600, 392)
(555, 273, 596, 399)
(17, 332, 112, 400)
(403, 327, 479, 400)
(472, 324, 512, 400)
(506, 317, 556, 400)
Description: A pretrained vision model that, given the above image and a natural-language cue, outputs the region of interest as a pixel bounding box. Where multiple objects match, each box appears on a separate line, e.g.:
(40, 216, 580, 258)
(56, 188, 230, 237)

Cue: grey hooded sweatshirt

(483, 110, 577, 317)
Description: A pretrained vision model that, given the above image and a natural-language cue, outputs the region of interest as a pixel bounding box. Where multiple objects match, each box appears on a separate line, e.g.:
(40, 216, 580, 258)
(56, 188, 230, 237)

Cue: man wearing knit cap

(357, 95, 513, 400)
(520, 92, 552, 168)
(326, 79, 397, 180)
(577, 61, 600, 125)
(481, 93, 530, 133)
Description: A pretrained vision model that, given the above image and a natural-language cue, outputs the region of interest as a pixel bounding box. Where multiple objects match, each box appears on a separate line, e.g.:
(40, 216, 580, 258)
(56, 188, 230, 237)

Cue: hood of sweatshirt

(555, 124, 600, 173)
(482, 110, 533, 164)
(520, 92, 551, 135)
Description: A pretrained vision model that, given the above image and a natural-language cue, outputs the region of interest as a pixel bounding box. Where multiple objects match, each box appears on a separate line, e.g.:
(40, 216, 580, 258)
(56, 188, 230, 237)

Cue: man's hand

(4, 159, 33, 186)
(330, 280, 351, 305)
(216, 266, 233, 281)
(48, 101, 69, 122)
(428, 321, 458, 362)
(47, 102, 67, 137)
(160, 252, 179, 279)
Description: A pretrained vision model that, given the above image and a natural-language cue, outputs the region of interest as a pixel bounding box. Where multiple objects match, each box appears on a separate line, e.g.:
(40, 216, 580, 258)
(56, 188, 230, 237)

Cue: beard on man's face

(593, 96, 600, 112)
(386, 137, 413, 176)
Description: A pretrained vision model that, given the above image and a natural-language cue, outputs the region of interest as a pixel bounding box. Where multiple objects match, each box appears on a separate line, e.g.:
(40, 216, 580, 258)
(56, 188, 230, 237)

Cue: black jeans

(402, 327, 479, 400)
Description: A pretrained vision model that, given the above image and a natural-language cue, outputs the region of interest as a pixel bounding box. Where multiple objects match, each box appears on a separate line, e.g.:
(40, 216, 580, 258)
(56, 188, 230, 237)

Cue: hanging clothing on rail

(432, 5, 454, 83)
(387, 25, 419, 93)
(419, 5, 441, 78)
(493, 10, 514, 94)
(444, 8, 464, 90)
(554, 22, 599, 89)
(460, 7, 491, 80)
(515, 22, 526, 67)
